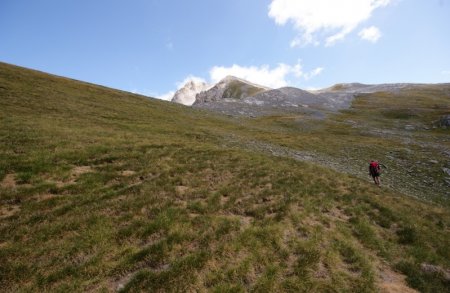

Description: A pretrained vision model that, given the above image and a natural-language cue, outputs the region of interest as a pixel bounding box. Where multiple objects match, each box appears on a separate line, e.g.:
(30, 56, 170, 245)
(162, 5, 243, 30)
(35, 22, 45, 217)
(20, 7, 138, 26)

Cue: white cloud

(304, 67, 324, 80)
(359, 26, 382, 42)
(209, 61, 323, 88)
(268, 0, 391, 46)
(210, 64, 290, 88)
(175, 75, 207, 89)
(325, 28, 353, 47)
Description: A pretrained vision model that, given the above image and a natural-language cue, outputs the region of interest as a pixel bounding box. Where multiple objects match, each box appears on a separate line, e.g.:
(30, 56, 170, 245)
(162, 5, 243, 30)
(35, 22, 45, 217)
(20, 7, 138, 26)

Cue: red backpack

(370, 161, 380, 174)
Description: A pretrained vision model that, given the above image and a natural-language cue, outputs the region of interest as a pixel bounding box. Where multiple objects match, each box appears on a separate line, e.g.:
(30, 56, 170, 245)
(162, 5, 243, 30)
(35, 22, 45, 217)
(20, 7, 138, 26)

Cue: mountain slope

(251, 87, 326, 107)
(1, 62, 449, 292)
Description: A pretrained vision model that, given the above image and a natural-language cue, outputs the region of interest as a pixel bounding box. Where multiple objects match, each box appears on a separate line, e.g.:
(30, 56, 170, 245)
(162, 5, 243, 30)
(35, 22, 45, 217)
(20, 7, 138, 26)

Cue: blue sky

(1, 0, 449, 100)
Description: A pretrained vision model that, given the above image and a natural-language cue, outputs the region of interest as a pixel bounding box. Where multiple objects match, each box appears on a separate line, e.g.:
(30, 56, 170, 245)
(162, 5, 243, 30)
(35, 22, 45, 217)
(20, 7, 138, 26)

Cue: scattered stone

(116, 283, 125, 292)
(442, 168, 450, 176)
(429, 160, 438, 164)
(113, 273, 134, 292)
(6, 198, 21, 204)
(404, 125, 415, 130)
(420, 263, 450, 280)
(437, 115, 450, 128)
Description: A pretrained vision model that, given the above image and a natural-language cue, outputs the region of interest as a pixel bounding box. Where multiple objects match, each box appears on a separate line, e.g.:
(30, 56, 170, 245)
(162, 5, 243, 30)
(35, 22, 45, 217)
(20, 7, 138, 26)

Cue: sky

(1, 0, 449, 100)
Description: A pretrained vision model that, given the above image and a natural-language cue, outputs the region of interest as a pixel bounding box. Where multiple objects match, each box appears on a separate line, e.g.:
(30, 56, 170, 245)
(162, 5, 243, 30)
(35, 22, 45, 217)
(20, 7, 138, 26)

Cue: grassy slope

(222, 80, 266, 100)
(0, 62, 449, 292)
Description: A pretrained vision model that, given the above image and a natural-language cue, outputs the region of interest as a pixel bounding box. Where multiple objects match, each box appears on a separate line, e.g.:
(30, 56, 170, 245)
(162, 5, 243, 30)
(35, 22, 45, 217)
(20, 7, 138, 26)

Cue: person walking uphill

(369, 160, 382, 186)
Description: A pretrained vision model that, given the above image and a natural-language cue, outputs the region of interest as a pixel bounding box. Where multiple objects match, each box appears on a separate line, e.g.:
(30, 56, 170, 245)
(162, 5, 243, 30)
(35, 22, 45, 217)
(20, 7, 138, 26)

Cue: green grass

(1, 62, 449, 292)
(222, 80, 266, 99)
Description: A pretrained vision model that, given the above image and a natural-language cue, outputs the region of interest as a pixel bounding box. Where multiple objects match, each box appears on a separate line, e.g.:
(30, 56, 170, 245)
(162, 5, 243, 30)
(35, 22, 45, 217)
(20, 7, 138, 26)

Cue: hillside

(1, 62, 449, 292)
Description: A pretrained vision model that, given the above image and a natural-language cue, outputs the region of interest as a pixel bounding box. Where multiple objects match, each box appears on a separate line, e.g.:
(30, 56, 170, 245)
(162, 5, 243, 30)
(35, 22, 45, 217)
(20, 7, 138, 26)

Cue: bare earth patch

(109, 272, 135, 292)
(120, 170, 136, 177)
(314, 261, 330, 280)
(72, 166, 93, 176)
(220, 194, 229, 205)
(0, 205, 21, 219)
(49, 166, 94, 187)
(301, 216, 324, 229)
(175, 185, 189, 196)
(327, 207, 350, 222)
(33, 193, 60, 202)
(219, 213, 252, 230)
(377, 264, 418, 293)
(1, 174, 17, 189)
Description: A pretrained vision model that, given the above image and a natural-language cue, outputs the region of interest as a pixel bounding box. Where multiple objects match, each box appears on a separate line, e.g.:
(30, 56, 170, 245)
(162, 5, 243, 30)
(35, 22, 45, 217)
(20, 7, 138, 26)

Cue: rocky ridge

(172, 77, 450, 118)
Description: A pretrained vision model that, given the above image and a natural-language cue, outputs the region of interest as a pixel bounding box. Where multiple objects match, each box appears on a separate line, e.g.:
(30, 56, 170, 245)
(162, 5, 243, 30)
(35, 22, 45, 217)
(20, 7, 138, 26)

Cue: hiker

(369, 160, 381, 186)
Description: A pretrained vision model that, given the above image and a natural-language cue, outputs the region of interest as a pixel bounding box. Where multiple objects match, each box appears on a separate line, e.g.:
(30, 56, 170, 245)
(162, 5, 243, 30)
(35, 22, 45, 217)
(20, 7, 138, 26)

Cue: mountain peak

(193, 76, 268, 105)
(221, 75, 241, 82)
(171, 80, 210, 106)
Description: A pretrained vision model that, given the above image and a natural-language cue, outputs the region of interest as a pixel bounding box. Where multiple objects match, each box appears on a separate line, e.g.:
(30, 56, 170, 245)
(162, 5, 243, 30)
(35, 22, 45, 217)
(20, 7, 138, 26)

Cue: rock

(194, 76, 268, 104)
(438, 115, 450, 128)
(171, 79, 210, 106)
(404, 125, 415, 130)
(445, 178, 450, 186)
(443, 168, 450, 176)
(116, 283, 125, 291)
(420, 263, 450, 280)
(429, 160, 438, 164)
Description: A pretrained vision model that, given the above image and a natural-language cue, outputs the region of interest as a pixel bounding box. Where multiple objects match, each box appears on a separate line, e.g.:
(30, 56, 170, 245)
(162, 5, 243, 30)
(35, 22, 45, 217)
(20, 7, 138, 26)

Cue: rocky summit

(171, 79, 210, 106)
